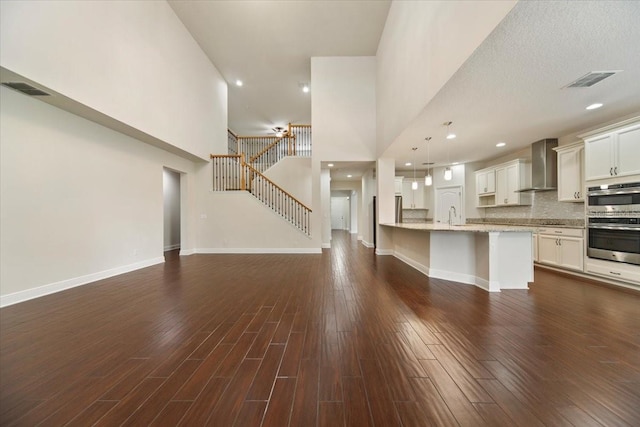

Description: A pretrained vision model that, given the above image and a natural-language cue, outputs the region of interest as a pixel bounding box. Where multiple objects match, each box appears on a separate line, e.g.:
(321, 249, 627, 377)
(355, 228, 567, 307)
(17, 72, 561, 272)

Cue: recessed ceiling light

(405, 162, 412, 166)
(328, 163, 334, 167)
(347, 174, 353, 178)
(496, 142, 506, 147)
(235, 80, 243, 87)
(302, 85, 310, 93)
(586, 103, 603, 110)
(452, 162, 459, 165)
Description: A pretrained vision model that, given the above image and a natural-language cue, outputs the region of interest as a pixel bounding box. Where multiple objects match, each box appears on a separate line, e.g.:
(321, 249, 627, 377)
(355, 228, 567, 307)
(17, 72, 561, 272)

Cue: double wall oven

(587, 182, 640, 266)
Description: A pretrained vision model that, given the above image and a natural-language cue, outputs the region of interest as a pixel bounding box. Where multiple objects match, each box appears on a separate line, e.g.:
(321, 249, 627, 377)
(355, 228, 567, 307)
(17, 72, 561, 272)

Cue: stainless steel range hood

(517, 138, 558, 192)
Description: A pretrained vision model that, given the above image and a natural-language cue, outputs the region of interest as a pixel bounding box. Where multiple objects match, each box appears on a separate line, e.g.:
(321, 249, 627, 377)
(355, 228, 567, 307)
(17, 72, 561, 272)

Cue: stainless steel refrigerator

(395, 195, 403, 223)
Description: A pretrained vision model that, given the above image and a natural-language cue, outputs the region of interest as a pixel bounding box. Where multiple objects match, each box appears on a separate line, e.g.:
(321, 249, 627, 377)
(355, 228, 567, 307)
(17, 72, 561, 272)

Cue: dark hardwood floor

(1, 230, 639, 426)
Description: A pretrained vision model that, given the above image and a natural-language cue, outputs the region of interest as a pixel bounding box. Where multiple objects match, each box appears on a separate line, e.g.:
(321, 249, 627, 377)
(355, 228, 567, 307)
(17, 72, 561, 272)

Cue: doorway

(435, 185, 463, 225)
(163, 168, 181, 252)
(330, 196, 351, 231)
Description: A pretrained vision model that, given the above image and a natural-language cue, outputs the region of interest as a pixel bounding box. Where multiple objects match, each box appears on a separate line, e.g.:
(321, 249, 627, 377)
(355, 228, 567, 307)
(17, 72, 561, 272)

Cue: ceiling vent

(565, 71, 619, 88)
(1, 82, 51, 96)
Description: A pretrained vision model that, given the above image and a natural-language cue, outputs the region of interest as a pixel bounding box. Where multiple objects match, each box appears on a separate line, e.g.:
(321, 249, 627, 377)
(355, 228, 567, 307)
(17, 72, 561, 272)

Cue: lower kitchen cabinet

(537, 228, 584, 271)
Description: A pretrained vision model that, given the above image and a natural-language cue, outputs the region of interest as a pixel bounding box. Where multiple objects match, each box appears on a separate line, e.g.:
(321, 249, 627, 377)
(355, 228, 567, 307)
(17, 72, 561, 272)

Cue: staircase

(213, 124, 312, 235)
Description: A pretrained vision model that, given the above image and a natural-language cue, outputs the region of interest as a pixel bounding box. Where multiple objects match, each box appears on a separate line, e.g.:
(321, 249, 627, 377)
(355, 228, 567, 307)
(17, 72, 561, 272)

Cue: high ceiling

(170, 0, 640, 172)
(169, 0, 391, 136)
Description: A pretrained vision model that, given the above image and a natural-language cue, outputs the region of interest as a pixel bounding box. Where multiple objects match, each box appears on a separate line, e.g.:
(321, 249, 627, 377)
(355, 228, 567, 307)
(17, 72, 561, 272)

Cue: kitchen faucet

(448, 206, 457, 226)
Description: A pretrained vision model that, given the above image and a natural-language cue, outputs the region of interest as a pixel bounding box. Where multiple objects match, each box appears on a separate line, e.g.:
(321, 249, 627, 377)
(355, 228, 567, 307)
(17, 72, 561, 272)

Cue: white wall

(376, 1, 516, 155)
(263, 157, 312, 207)
(163, 169, 181, 250)
(194, 192, 319, 252)
(361, 169, 376, 247)
(0, 0, 227, 159)
(311, 57, 377, 161)
(0, 86, 196, 305)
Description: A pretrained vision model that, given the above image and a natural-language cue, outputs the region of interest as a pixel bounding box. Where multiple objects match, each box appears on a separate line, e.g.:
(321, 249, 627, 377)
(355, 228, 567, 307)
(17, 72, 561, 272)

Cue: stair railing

(244, 162, 312, 235)
(228, 129, 238, 155)
(236, 136, 279, 163)
(288, 124, 312, 157)
(211, 154, 244, 191)
(210, 152, 312, 235)
(248, 135, 294, 173)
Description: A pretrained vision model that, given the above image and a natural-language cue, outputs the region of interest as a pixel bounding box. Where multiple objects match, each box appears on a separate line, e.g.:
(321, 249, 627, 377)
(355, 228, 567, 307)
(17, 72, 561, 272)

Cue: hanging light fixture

(445, 121, 456, 139)
(444, 167, 453, 181)
(444, 122, 453, 180)
(424, 137, 432, 186)
(411, 147, 418, 190)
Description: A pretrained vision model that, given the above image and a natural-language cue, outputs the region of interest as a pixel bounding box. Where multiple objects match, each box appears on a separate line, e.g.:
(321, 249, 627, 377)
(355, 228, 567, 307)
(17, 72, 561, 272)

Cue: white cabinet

(394, 177, 404, 195)
(584, 121, 640, 181)
(536, 228, 584, 271)
(554, 142, 584, 202)
(402, 179, 425, 209)
(475, 160, 530, 207)
(476, 170, 495, 195)
(495, 160, 530, 206)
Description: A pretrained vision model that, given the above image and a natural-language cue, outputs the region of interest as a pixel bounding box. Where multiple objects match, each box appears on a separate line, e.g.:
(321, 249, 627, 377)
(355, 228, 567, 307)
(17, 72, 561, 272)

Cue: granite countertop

(382, 223, 538, 233)
(467, 218, 585, 229)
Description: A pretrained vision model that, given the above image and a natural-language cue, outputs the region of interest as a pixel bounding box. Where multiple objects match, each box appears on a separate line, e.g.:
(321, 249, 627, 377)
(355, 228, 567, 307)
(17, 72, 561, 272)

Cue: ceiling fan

(272, 126, 289, 138)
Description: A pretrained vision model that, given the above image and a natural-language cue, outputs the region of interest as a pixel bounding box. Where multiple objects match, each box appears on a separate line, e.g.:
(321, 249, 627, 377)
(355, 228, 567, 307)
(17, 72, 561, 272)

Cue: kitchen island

(380, 223, 537, 292)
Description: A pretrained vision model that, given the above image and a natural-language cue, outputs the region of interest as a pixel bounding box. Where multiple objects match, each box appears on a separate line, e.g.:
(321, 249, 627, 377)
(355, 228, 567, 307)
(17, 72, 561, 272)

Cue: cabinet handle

(610, 271, 621, 276)
(574, 192, 577, 198)
(614, 166, 618, 175)
(610, 167, 613, 176)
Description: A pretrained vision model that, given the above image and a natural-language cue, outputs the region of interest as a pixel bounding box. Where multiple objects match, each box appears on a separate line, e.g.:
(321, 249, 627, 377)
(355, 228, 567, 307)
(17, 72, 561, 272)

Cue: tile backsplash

(482, 190, 584, 220)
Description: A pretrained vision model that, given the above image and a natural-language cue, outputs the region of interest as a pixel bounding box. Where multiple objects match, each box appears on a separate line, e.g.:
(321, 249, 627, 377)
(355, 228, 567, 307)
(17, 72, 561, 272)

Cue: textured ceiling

(389, 0, 640, 170)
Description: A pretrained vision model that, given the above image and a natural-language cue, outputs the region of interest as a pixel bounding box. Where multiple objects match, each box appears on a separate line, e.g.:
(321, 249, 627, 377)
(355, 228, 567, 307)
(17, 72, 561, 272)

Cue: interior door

(330, 197, 349, 230)
(435, 186, 462, 225)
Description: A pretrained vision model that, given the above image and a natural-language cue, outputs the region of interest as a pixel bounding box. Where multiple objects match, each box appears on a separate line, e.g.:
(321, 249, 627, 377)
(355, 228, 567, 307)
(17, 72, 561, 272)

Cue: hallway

(1, 231, 639, 425)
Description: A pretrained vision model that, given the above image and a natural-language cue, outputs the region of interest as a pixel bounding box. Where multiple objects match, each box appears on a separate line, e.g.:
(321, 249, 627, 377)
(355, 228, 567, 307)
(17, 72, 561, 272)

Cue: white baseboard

(179, 249, 195, 256)
(393, 251, 430, 276)
(0, 257, 165, 308)
(391, 253, 501, 292)
(361, 240, 374, 248)
(375, 248, 394, 255)
(164, 244, 181, 251)
(322, 243, 331, 249)
(195, 247, 322, 254)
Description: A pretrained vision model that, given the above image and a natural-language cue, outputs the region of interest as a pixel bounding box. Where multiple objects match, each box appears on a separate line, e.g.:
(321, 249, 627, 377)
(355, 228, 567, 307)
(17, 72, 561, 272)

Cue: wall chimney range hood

(517, 138, 558, 192)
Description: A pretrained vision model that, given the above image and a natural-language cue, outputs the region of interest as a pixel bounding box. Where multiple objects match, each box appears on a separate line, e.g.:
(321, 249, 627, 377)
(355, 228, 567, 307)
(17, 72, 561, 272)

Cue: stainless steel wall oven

(587, 182, 640, 266)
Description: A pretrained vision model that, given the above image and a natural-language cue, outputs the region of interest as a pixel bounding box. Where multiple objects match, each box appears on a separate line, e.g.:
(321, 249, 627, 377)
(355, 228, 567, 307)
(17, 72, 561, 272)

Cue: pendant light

(444, 121, 453, 180)
(424, 137, 432, 186)
(411, 147, 418, 190)
(445, 121, 456, 140)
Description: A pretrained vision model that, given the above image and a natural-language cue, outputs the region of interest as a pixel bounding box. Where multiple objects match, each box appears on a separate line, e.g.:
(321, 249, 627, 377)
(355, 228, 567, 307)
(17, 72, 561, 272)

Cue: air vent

(1, 82, 51, 96)
(565, 71, 619, 88)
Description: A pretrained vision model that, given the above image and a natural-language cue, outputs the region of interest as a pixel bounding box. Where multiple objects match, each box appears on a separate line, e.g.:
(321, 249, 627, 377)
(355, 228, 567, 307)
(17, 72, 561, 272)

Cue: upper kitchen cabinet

(476, 169, 496, 195)
(476, 159, 531, 207)
(402, 179, 425, 209)
(554, 142, 584, 202)
(583, 119, 640, 181)
(394, 176, 404, 195)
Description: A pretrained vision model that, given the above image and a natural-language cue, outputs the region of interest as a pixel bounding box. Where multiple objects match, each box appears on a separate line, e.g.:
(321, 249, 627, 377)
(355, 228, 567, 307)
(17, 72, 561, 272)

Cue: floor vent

(565, 71, 619, 88)
(2, 82, 51, 96)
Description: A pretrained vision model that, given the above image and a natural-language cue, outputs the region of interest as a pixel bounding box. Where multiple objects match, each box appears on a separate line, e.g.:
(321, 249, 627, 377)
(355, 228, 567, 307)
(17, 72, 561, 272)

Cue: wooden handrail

(227, 129, 239, 138)
(244, 163, 312, 212)
(248, 136, 285, 163)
